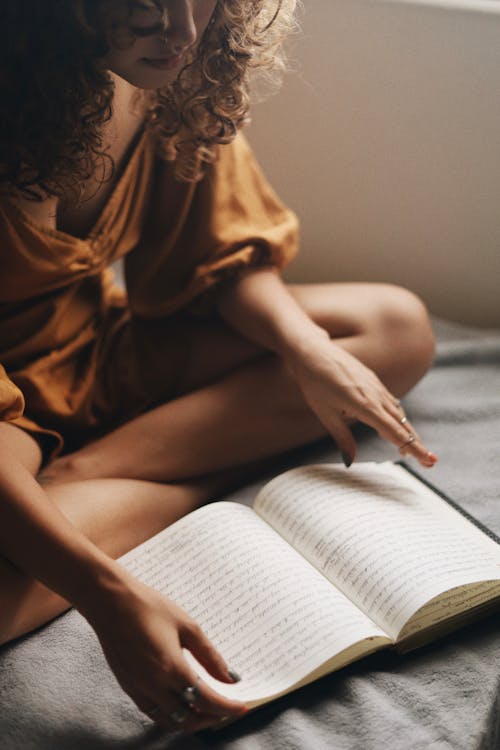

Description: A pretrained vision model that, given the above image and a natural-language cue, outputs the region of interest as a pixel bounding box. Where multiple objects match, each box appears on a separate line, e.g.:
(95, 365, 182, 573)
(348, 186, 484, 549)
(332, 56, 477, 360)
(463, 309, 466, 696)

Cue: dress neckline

(3, 125, 149, 246)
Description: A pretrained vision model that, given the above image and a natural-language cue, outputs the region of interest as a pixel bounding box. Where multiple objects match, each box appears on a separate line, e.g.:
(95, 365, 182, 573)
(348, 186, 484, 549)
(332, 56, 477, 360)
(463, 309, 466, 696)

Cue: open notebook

(118, 462, 500, 711)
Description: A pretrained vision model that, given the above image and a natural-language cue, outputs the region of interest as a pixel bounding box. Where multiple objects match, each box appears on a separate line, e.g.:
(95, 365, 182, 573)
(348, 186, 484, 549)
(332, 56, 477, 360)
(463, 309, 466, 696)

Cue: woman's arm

(216, 268, 436, 467)
(0, 443, 247, 731)
(0, 446, 124, 617)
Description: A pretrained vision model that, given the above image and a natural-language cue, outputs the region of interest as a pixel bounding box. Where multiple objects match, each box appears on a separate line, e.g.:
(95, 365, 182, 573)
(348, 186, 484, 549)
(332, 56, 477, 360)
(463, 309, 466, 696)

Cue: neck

(105, 73, 146, 143)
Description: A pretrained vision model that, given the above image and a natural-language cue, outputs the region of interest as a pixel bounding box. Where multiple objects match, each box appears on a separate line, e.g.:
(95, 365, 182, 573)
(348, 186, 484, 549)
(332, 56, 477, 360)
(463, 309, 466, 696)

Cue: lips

(141, 53, 183, 70)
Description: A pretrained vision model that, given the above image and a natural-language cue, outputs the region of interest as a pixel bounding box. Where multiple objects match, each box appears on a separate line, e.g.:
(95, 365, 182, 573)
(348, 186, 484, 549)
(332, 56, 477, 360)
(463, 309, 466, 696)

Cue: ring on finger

(169, 708, 188, 724)
(182, 676, 201, 707)
(399, 434, 416, 450)
(399, 415, 408, 426)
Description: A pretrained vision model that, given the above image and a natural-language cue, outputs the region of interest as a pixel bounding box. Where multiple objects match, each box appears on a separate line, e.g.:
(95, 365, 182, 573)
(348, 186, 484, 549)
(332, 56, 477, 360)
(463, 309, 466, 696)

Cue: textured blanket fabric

(1, 319, 499, 750)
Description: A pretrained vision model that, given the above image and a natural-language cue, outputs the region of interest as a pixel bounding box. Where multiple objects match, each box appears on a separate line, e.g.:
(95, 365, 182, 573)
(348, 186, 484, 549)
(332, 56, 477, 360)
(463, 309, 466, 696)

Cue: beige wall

(247, 0, 500, 327)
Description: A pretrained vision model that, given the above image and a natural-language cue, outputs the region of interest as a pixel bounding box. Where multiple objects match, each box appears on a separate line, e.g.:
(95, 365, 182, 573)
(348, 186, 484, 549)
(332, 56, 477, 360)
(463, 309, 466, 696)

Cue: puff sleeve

(0, 364, 25, 422)
(125, 133, 299, 318)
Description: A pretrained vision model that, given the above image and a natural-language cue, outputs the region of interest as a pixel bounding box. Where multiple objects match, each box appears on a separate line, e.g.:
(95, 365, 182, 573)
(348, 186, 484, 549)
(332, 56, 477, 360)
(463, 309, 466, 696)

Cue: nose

(164, 0, 197, 52)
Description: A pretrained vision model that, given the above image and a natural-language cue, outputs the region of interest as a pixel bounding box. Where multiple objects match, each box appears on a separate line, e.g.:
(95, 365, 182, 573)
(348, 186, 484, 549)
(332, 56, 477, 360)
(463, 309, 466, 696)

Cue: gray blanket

(1, 319, 499, 750)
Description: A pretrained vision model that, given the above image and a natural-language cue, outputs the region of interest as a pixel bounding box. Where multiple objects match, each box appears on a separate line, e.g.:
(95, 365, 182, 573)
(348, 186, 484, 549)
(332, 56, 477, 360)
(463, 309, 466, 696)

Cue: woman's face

(104, 0, 218, 89)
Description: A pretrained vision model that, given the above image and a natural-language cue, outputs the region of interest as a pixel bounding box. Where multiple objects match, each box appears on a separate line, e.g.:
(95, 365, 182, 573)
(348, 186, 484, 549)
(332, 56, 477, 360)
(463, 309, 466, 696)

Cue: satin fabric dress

(0, 131, 299, 464)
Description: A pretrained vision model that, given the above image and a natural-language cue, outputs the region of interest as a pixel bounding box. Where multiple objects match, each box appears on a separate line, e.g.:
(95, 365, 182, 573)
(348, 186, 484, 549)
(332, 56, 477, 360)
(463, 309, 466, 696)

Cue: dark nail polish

(227, 668, 241, 683)
(342, 453, 353, 468)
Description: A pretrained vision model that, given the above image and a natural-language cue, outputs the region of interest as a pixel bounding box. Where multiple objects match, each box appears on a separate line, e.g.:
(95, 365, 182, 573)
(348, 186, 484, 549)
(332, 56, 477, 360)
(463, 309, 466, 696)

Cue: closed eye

(129, 22, 164, 37)
(129, 0, 165, 36)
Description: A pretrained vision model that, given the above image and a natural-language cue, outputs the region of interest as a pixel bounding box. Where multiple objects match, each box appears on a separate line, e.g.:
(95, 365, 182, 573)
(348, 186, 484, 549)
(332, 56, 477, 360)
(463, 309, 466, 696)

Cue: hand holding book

(81, 568, 248, 732)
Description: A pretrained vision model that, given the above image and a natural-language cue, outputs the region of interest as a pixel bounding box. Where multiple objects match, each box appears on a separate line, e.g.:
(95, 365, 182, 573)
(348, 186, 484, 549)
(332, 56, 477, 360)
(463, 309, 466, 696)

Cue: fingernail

(227, 668, 241, 683)
(342, 452, 353, 468)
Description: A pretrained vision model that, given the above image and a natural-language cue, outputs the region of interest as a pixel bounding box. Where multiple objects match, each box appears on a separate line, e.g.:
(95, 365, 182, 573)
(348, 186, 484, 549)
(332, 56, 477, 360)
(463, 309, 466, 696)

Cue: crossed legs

(0, 282, 435, 643)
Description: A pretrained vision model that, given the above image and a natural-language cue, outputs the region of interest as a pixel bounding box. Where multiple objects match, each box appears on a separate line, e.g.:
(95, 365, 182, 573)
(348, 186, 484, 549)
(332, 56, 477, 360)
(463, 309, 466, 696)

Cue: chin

(119, 70, 178, 90)
(135, 74, 178, 90)
(110, 59, 182, 90)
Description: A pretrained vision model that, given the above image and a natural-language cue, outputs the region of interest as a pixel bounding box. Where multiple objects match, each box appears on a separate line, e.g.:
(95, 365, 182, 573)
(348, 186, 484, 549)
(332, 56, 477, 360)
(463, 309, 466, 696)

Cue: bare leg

(0, 422, 281, 644)
(44, 282, 434, 484)
(1, 477, 208, 642)
(0, 282, 434, 641)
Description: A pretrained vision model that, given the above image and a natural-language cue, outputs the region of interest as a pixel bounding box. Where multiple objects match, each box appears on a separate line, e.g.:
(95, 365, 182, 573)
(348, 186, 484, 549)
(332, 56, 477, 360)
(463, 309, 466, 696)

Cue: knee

(370, 285, 436, 376)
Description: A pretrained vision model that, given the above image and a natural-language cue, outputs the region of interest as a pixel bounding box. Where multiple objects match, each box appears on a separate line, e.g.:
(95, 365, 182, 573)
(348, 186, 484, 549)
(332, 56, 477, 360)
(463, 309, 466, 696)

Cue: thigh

(177, 282, 390, 394)
(287, 281, 411, 335)
(97, 281, 415, 426)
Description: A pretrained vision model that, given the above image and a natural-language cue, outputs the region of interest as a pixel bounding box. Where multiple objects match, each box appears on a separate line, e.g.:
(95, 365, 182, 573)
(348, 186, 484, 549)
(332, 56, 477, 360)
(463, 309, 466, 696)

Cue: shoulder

(204, 133, 261, 185)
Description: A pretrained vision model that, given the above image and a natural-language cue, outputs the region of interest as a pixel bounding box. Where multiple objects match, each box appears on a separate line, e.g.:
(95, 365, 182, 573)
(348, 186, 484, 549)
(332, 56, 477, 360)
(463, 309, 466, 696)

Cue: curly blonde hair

(0, 0, 299, 200)
(147, 0, 299, 180)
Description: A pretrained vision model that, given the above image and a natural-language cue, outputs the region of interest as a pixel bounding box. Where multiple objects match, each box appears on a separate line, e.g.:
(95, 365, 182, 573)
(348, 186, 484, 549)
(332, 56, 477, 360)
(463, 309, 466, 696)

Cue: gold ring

(399, 434, 416, 450)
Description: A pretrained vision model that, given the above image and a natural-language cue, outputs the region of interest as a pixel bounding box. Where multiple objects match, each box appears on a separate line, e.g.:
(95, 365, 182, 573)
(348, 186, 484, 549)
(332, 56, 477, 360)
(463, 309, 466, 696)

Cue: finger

(180, 620, 238, 684)
(172, 654, 247, 718)
(384, 399, 417, 435)
(126, 689, 194, 733)
(384, 401, 437, 464)
(350, 393, 422, 455)
(384, 415, 427, 460)
(180, 676, 248, 720)
(141, 689, 223, 734)
(323, 413, 357, 468)
(143, 692, 196, 732)
(378, 402, 437, 467)
(399, 438, 437, 467)
(385, 404, 422, 444)
(107, 658, 197, 731)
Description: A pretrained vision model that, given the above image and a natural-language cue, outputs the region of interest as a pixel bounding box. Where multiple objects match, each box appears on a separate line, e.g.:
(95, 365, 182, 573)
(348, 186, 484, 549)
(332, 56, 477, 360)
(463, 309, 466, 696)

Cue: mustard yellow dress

(0, 130, 298, 464)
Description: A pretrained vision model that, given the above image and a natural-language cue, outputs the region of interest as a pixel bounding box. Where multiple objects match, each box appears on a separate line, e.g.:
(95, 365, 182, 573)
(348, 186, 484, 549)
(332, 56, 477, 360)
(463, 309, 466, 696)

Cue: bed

(1, 317, 499, 750)
(2, 1, 500, 745)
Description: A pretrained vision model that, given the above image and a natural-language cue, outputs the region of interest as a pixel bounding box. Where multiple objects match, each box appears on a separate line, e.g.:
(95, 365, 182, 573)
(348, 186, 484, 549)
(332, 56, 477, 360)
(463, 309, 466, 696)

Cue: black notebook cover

(397, 461, 500, 546)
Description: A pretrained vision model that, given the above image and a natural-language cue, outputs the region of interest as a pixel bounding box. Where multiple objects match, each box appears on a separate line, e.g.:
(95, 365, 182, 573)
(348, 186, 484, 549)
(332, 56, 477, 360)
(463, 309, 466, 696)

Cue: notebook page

(119, 502, 387, 704)
(254, 463, 500, 640)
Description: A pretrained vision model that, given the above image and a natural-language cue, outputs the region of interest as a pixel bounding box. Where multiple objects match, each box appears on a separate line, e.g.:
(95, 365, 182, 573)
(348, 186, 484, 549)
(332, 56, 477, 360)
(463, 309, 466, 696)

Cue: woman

(0, 0, 436, 733)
